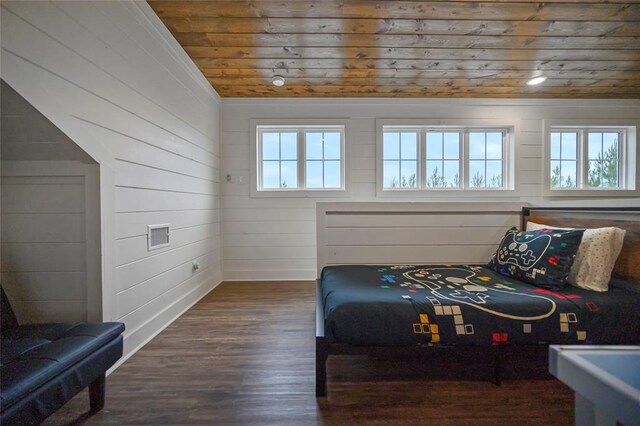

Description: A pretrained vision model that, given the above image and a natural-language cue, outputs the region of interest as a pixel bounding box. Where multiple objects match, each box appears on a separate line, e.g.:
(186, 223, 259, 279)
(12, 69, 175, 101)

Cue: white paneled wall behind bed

(222, 98, 640, 281)
(316, 202, 524, 275)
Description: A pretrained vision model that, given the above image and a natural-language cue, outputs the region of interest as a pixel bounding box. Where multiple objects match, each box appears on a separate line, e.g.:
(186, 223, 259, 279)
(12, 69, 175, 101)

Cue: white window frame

(250, 119, 349, 198)
(376, 119, 516, 198)
(543, 119, 638, 197)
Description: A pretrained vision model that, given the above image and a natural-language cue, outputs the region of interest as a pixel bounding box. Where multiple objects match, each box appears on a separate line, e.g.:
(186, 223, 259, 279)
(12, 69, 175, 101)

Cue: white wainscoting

(1, 161, 100, 323)
(316, 202, 524, 276)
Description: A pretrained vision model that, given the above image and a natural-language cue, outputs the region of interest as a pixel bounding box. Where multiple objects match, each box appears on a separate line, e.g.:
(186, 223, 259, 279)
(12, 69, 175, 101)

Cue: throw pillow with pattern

(487, 227, 584, 290)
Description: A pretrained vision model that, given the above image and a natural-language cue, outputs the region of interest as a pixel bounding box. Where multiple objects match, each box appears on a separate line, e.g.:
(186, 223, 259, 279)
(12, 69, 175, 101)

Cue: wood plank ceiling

(147, 1, 640, 98)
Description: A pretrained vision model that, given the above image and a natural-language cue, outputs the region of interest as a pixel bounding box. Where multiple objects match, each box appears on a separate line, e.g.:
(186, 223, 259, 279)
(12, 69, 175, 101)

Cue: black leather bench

(0, 287, 124, 426)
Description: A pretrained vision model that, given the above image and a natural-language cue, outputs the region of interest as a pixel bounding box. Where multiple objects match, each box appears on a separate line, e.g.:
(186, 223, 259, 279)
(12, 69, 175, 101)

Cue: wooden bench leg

(89, 374, 106, 413)
(316, 337, 328, 397)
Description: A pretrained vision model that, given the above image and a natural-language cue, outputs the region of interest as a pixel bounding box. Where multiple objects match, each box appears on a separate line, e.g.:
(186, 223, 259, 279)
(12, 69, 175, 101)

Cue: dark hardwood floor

(47, 281, 573, 425)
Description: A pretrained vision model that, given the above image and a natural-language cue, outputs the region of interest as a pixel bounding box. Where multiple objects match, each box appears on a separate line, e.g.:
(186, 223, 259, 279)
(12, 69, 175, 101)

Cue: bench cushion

(0, 322, 125, 409)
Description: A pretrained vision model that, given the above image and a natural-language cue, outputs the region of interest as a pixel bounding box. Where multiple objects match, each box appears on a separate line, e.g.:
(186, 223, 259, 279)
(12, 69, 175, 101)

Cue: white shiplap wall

(221, 98, 640, 281)
(1, 174, 87, 323)
(1, 1, 221, 358)
(1, 81, 100, 324)
(316, 202, 525, 273)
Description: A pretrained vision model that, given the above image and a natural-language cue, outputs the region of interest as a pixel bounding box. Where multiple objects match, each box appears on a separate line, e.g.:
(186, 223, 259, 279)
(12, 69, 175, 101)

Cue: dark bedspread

(321, 264, 640, 347)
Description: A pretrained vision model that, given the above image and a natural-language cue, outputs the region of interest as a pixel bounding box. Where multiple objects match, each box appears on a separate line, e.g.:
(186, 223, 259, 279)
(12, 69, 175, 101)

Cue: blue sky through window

(587, 132, 619, 188)
(259, 127, 344, 191)
(306, 131, 342, 188)
(550, 132, 578, 188)
(261, 131, 298, 189)
(383, 128, 506, 190)
(426, 132, 460, 187)
(469, 132, 503, 187)
(383, 132, 417, 188)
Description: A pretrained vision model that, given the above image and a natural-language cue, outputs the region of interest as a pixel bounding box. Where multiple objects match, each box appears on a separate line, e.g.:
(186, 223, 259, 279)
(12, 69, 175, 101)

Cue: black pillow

(487, 227, 584, 290)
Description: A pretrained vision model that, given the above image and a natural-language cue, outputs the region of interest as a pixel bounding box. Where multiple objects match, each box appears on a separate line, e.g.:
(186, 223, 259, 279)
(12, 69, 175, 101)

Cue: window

(550, 129, 623, 189)
(383, 131, 418, 188)
(379, 125, 511, 192)
(305, 131, 342, 189)
(255, 125, 345, 193)
(468, 131, 504, 188)
(587, 131, 621, 188)
(426, 131, 459, 188)
(261, 130, 298, 189)
(546, 123, 637, 195)
(550, 131, 578, 188)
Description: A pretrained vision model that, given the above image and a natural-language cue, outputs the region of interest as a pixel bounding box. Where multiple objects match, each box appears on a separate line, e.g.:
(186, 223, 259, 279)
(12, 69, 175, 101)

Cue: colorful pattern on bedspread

(320, 265, 640, 347)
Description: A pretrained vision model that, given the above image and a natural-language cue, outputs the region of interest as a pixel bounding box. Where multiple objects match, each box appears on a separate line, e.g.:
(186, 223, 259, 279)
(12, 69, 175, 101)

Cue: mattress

(320, 264, 640, 347)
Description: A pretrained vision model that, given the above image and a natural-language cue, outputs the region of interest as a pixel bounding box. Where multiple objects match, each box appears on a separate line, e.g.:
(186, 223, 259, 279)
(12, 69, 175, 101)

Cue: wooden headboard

(522, 207, 640, 284)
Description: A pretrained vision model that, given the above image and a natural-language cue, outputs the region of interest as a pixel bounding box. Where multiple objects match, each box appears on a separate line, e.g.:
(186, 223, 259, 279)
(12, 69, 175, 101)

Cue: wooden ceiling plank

(214, 85, 640, 98)
(161, 17, 640, 37)
(173, 32, 213, 47)
(218, 93, 640, 99)
(207, 77, 640, 88)
(173, 32, 640, 50)
(193, 58, 640, 72)
(200, 68, 640, 80)
(149, 2, 640, 21)
(148, 1, 342, 19)
(343, 2, 640, 21)
(184, 46, 640, 62)
(216, 92, 640, 99)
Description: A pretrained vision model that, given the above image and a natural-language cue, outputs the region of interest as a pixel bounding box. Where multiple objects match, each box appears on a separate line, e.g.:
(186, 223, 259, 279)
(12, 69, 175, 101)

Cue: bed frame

(316, 205, 640, 397)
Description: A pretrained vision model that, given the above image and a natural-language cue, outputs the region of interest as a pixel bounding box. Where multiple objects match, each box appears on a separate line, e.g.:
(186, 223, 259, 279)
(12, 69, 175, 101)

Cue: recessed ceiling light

(272, 75, 285, 86)
(526, 76, 547, 86)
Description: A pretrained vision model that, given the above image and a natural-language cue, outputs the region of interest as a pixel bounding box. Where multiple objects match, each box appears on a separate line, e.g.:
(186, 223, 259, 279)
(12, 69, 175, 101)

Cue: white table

(549, 345, 640, 426)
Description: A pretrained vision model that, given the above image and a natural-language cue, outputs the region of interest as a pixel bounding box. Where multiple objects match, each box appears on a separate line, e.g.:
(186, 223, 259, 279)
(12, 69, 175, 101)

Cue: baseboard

(223, 269, 316, 281)
(107, 273, 222, 375)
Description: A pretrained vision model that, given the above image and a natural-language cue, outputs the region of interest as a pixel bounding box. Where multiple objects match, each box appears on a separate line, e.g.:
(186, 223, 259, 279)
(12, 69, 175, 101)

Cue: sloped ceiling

(1, 80, 95, 163)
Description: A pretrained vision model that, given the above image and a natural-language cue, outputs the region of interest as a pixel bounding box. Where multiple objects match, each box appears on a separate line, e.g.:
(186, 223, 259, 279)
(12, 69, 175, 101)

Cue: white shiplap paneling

(1, 0, 221, 360)
(316, 202, 523, 274)
(1, 174, 87, 323)
(1, 80, 99, 323)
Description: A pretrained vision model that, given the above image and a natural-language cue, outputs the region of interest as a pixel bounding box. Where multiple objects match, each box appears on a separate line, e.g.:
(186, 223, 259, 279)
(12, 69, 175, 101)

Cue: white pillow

(526, 221, 625, 292)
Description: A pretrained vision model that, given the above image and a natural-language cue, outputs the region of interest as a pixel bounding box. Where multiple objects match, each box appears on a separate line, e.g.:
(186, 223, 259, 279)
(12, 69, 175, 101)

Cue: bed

(315, 205, 640, 397)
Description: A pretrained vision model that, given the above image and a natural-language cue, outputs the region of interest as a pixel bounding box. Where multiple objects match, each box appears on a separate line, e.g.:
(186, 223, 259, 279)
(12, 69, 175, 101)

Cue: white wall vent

(148, 224, 170, 251)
